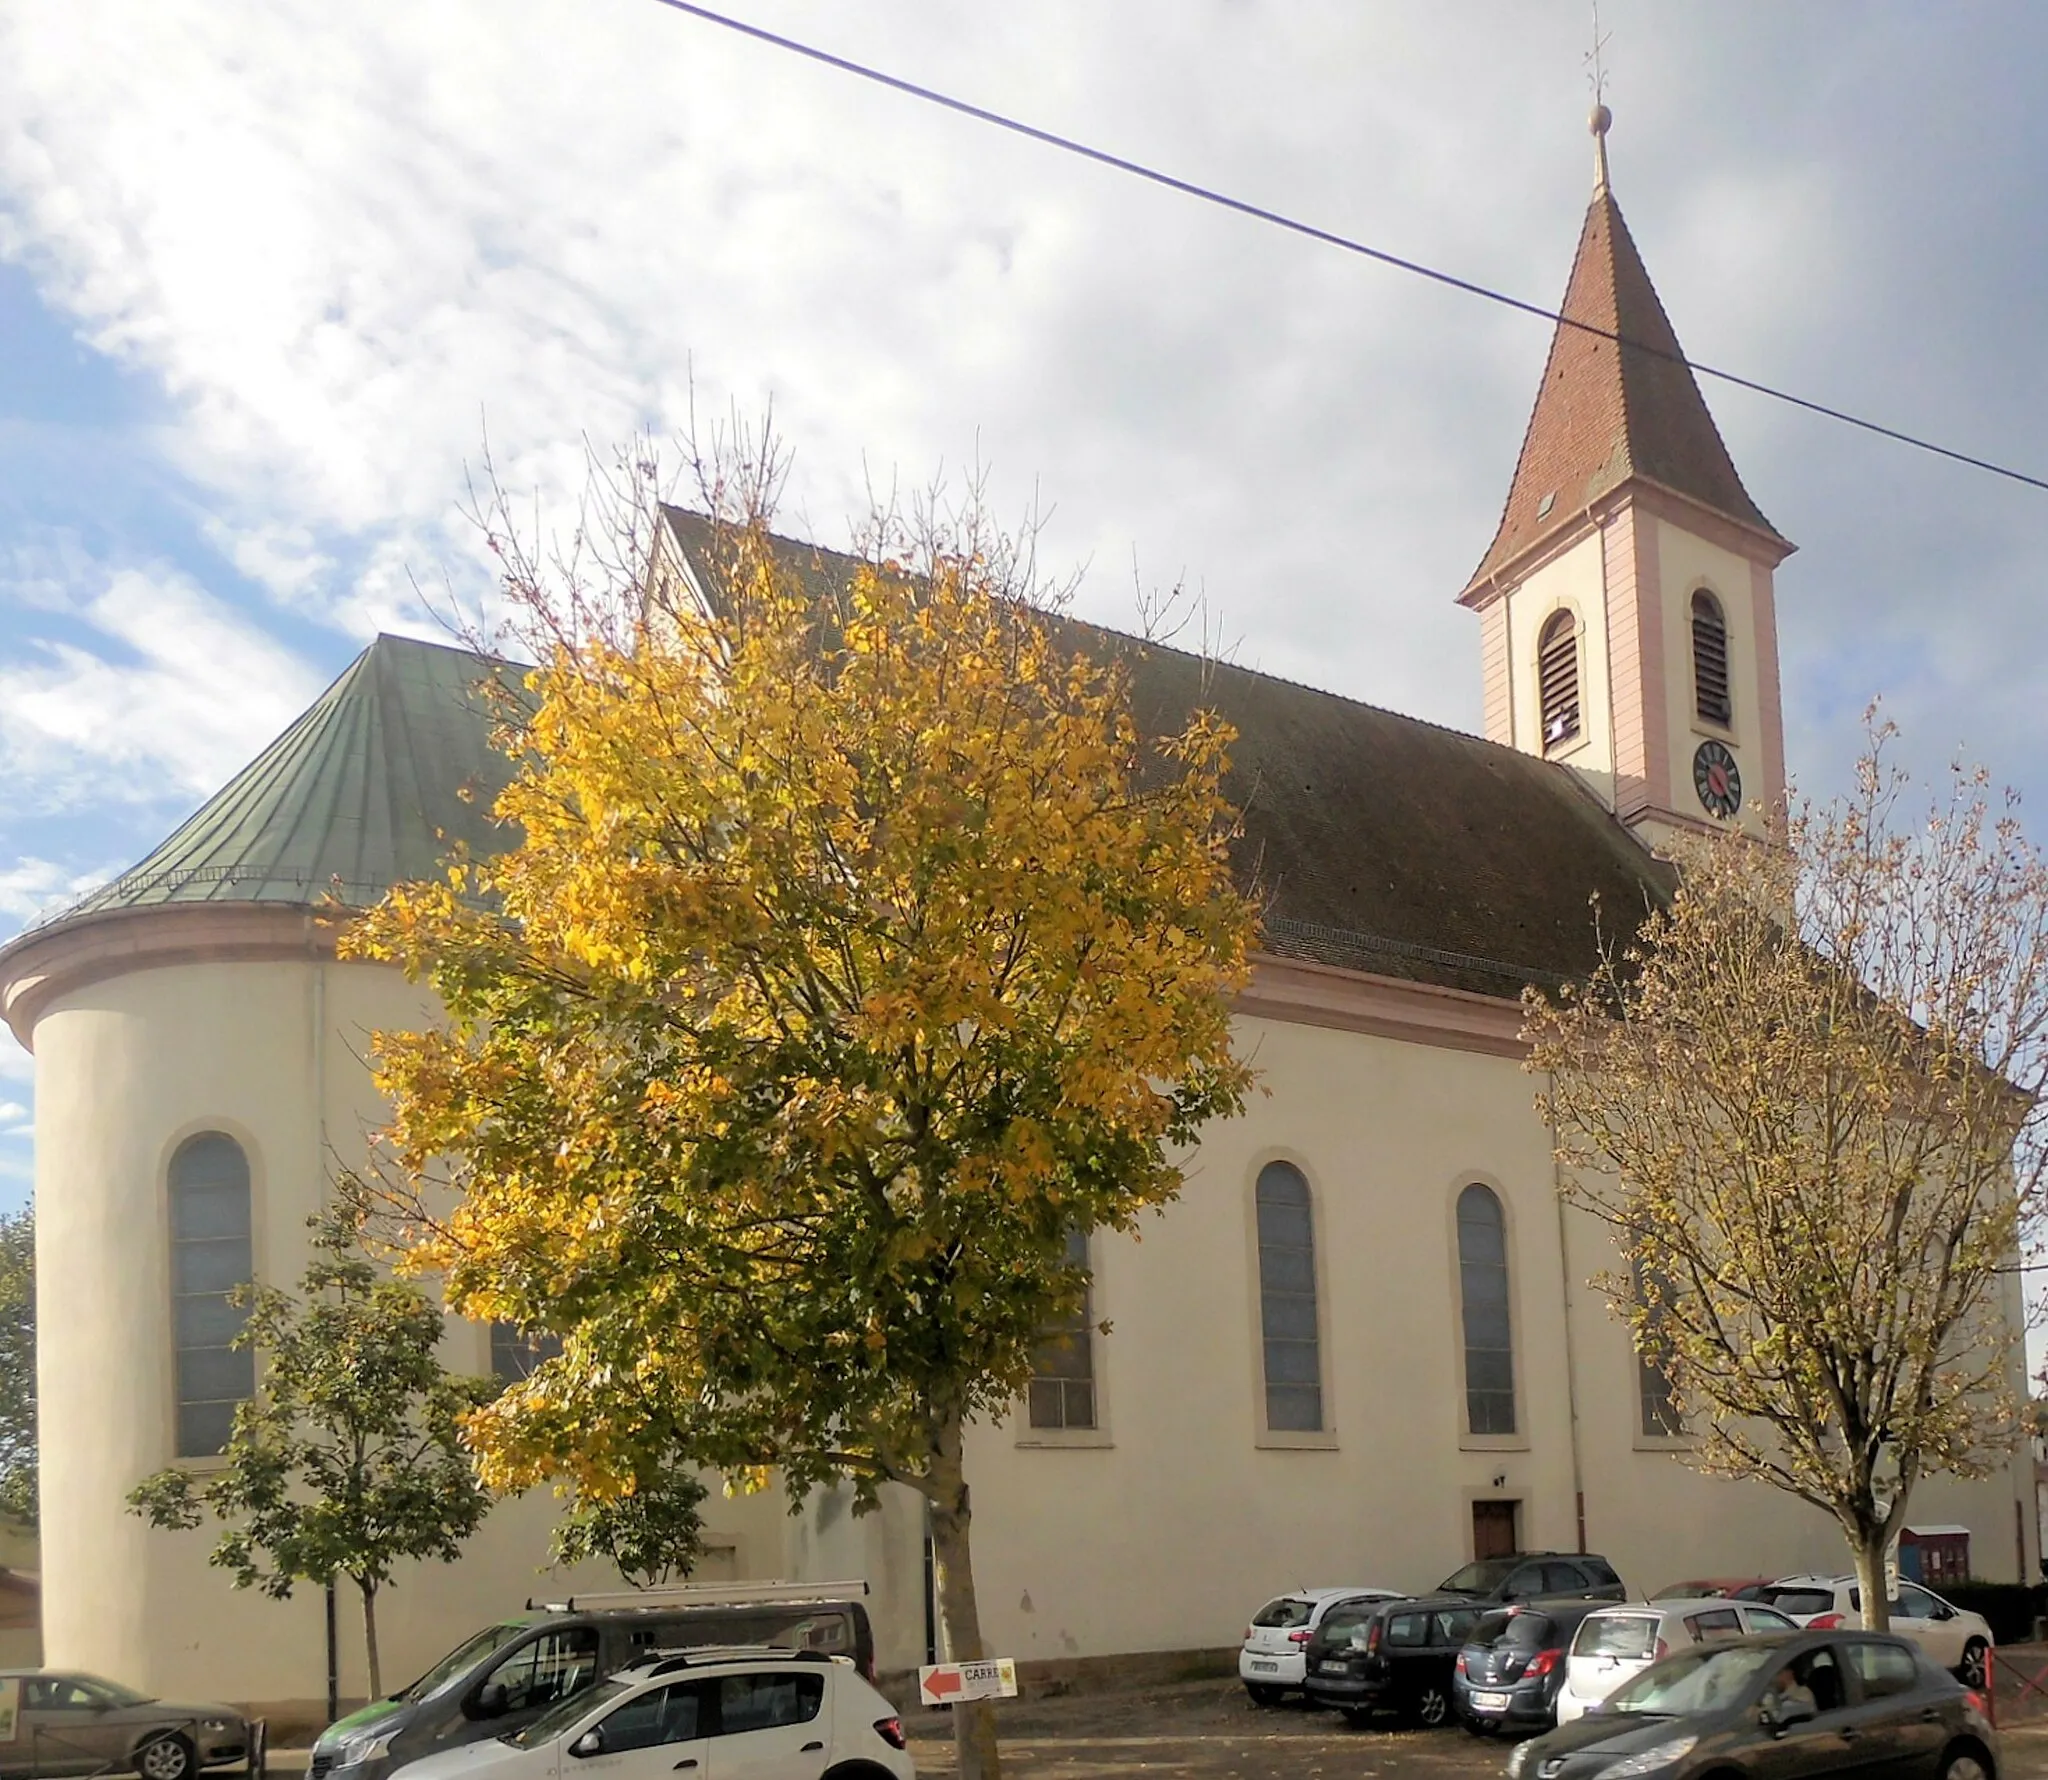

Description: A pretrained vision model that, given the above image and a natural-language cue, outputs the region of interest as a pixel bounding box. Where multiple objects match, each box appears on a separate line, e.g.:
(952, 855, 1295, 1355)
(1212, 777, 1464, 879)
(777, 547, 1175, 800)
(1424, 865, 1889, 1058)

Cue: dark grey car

(0, 1671, 248, 1780)
(1503, 1629, 1996, 1780)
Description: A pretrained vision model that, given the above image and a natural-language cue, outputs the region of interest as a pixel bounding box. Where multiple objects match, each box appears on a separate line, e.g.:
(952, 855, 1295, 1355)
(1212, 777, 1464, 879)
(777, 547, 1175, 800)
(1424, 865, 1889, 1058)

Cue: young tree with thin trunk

(128, 1207, 494, 1698)
(0, 1209, 33, 1525)
(346, 452, 1257, 1780)
(1526, 724, 2048, 1634)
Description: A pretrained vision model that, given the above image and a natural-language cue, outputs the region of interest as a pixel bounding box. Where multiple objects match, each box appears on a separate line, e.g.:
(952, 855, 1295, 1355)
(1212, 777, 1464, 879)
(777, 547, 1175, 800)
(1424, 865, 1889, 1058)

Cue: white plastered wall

(31, 961, 2037, 1700)
(1501, 533, 1614, 806)
(1652, 516, 1779, 829)
(950, 1012, 2033, 1663)
(32, 955, 789, 1715)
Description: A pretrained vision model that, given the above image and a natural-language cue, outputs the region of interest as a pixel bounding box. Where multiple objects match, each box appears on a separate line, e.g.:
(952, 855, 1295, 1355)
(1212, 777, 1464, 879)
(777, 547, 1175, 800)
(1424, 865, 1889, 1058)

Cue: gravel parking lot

(903, 1674, 2048, 1780)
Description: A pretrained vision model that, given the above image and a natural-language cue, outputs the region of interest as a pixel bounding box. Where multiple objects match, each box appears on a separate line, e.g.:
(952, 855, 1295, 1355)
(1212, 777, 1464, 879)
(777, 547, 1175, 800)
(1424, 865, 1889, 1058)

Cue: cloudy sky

(0, 1, 2044, 1206)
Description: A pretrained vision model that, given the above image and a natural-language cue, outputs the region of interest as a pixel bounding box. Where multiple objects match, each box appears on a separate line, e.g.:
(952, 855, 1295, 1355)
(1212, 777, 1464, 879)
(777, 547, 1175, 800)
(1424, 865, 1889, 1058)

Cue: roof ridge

(659, 507, 1584, 787)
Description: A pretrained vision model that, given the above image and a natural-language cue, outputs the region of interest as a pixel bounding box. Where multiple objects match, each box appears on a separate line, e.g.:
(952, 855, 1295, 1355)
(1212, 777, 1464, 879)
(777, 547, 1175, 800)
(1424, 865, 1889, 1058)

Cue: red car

(1650, 1576, 1772, 1602)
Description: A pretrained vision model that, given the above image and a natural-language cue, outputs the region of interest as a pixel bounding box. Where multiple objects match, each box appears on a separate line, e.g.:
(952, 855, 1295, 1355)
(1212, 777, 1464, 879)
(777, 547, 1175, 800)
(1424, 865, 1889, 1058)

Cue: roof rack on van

(524, 1579, 870, 1612)
(639, 1646, 839, 1678)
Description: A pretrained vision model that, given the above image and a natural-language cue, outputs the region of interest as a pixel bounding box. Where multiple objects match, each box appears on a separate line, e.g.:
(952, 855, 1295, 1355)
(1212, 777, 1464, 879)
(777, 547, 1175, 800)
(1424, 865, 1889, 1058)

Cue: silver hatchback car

(0, 1671, 248, 1780)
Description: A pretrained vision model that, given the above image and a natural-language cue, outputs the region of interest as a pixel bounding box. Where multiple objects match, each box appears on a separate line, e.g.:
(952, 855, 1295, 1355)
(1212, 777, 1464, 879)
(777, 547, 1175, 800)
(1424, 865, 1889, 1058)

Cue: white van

(1554, 1598, 1798, 1724)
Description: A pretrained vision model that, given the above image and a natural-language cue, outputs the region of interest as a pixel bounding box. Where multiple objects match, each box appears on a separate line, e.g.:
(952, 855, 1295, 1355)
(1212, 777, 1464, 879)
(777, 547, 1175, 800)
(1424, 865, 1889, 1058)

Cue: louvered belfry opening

(1691, 590, 1732, 725)
(1537, 610, 1581, 750)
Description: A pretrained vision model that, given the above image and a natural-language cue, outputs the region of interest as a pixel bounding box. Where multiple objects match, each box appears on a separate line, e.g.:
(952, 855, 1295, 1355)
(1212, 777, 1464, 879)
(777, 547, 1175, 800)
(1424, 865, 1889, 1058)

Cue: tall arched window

(1027, 1229, 1096, 1430)
(1537, 611, 1580, 750)
(1254, 1161, 1323, 1432)
(1455, 1184, 1516, 1436)
(168, 1132, 255, 1458)
(1691, 590, 1732, 725)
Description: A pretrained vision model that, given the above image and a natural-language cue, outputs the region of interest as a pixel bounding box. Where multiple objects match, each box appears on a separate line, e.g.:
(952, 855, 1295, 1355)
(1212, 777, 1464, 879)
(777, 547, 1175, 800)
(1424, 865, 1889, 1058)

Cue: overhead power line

(648, 0, 2048, 497)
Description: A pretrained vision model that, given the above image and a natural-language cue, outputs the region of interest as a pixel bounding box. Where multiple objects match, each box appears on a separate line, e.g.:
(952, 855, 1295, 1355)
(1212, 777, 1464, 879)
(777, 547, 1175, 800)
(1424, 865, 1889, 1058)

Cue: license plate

(1471, 1691, 1511, 1711)
(1250, 1660, 1278, 1672)
(1317, 1662, 1346, 1674)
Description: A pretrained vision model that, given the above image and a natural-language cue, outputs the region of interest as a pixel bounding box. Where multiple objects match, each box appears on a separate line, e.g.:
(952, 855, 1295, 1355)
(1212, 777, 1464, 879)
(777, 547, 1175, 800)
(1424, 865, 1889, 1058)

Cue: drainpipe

(1548, 1076, 1588, 1551)
(312, 955, 328, 1208)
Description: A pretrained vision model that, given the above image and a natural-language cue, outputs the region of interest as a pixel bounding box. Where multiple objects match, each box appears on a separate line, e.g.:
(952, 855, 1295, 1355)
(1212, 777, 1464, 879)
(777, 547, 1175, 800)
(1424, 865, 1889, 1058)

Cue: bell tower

(1459, 107, 1794, 848)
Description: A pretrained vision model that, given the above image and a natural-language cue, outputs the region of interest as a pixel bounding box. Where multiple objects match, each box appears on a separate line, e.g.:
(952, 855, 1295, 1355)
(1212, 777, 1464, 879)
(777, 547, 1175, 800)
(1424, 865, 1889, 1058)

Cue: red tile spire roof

(1462, 122, 1788, 599)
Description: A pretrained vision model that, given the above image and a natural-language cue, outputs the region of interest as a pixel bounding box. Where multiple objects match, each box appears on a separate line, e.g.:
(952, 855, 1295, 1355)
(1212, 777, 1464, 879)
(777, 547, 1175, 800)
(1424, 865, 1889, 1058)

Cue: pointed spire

(1461, 117, 1789, 602)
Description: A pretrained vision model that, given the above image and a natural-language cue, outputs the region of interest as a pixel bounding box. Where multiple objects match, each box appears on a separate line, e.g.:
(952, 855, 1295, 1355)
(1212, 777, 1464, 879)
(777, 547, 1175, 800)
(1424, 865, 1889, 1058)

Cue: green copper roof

(62, 634, 523, 921)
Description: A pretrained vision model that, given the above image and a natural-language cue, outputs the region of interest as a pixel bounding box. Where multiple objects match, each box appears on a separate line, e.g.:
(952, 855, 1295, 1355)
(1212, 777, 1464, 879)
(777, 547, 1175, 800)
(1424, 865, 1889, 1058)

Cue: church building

(1, 125, 2033, 1720)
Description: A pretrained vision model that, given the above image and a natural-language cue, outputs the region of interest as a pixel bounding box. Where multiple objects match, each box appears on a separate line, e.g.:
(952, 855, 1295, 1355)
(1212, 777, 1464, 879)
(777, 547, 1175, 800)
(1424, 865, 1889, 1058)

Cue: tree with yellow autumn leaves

(347, 461, 1256, 1780)
(1526, 726, 2048, 1641)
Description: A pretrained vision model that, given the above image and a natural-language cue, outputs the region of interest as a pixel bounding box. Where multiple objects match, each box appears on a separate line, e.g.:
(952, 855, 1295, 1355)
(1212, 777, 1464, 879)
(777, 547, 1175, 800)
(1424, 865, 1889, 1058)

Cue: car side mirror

(471, 1682, 510, 1721)
(1933, 1604, 1956, 1621)
(570, 1730, 605, 1759)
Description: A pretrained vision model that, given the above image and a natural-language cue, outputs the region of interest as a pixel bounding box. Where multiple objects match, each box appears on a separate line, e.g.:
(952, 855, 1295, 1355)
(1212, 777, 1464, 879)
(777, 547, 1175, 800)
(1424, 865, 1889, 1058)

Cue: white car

(1239, 1585, 1403, 1704)
(1553, 1597, 1798, 1723)
(1750, 1574, 1994, 1685)
(390, 1646, 913, 1780)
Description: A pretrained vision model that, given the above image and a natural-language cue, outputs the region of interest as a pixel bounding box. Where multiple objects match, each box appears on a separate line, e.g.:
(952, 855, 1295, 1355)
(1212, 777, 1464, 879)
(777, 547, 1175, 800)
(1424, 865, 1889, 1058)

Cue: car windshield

(397, 1622, 533, 1703)
(1471, 1611, 1555, 1650)
(1756, 1588, 1836, 1618)
(1576, 1616, 1659, 1660)
(506, 1679, 631, 1749)
(1605, 1644, 1780, 1715)
(77, 1677, 153, 1707)
(1440, 1559, 1519, 1595)
(1316, 1607, 1377, 1646)
(1252, 1598, 1314, 1629)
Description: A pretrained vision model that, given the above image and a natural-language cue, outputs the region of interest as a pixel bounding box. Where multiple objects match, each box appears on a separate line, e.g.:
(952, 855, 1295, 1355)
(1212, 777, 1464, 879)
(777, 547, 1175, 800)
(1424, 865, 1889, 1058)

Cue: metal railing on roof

(22, 865, 395, 935)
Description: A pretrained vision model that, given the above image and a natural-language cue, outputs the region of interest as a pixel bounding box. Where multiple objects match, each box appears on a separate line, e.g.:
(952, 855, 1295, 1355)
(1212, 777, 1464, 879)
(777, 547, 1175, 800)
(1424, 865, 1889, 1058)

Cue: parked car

(1452, 1600, 1605, 1734)
(1505, 1627, 1996, 1780)
(1302, 1594, 1483, 1727)
(1554, 1597, 1799, 1723)
(0, 1670, 248, 1780)
(1750, 1575, 1994, 1687)
(1650, 1577, 1773, 1602)
(1240, 1585, 1403, 1705)
(1434, 1553, 1626, 1607)
(388, 1646, 911, 1780)
(310, 1584, 875, 1780)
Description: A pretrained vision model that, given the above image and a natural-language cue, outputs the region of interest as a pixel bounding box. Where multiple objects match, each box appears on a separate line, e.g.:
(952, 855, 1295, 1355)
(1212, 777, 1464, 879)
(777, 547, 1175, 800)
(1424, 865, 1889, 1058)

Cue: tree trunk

(1851, 1530, 1891, 1634)
(929, 1415, 1001, 1780)
(359, 1578, 384, 1701)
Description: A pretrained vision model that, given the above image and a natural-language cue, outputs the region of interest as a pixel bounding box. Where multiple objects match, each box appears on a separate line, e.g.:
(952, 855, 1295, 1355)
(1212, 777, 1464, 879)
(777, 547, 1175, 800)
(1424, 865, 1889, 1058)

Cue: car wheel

(1245, 1683, 1285, 1708)
(1939, 1749, 1991, 1780)
(137, 1733, 195, 1780)
(1407, 1684, 1451, 1728)
(1958, 1639, 1989, 1690)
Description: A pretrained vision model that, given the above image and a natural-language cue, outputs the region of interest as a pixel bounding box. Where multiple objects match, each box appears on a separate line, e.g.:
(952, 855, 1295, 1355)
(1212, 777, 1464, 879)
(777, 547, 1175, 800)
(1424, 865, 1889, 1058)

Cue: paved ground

(901, 1674, 2048, 1780)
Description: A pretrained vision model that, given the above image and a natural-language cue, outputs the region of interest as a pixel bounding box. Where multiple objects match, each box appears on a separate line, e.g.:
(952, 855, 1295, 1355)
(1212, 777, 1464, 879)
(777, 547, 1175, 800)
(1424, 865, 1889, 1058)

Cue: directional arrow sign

(918, 1659, 1018, 1708)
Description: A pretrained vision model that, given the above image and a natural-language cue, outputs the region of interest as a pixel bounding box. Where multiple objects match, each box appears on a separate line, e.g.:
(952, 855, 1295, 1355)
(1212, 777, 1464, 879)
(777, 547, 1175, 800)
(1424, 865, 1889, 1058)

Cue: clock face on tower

(1692, 739, 1742, 819)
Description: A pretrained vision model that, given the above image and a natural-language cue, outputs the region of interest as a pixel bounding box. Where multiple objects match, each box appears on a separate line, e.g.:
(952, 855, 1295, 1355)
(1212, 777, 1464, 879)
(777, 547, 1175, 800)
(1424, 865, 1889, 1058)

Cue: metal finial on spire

(1585, 0, 1613, 192)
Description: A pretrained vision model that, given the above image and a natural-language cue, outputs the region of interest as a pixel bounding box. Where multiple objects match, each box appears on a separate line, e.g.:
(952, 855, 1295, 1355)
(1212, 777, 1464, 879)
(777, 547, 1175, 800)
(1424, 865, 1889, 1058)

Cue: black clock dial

(1693, 739, 1742, 819)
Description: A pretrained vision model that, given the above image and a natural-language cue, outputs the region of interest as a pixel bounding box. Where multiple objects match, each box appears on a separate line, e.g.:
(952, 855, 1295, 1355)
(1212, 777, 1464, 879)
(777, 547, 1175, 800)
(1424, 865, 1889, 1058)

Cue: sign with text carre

(918, 1658, 1018, 1708)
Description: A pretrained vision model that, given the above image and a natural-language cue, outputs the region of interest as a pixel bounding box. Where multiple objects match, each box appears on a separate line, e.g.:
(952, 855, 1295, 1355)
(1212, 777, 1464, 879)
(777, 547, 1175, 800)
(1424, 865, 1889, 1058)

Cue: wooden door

(1472, 1499, 1519, 1559)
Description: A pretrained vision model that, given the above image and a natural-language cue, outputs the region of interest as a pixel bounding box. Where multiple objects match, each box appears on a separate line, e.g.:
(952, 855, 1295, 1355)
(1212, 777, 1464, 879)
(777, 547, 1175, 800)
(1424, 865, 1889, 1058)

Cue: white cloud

(0, 0, 2039, 805)
(0, 563, 326, 807)
(0, 858, 112, 931)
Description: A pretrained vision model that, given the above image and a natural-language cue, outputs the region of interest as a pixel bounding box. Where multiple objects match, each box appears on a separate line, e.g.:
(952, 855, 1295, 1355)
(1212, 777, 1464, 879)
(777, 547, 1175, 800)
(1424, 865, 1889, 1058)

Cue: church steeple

(1460, 111, 1794, 845)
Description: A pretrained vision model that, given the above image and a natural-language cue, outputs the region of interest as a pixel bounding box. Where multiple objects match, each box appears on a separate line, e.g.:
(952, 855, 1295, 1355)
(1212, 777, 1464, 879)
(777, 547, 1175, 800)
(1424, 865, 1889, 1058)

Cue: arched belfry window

(168, 1132, 255, 1458)
(1691, 590, 1732, 726)
(1455, 1183, 1516, 1436)
(1254, 1161, 1323, 1432)
(1537, 611, 1581, 750)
